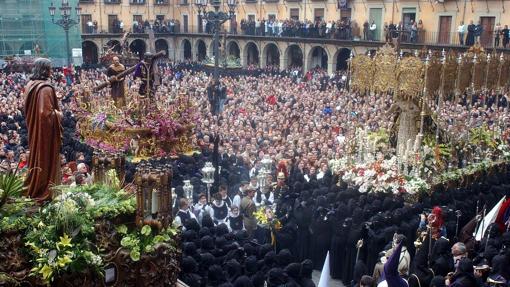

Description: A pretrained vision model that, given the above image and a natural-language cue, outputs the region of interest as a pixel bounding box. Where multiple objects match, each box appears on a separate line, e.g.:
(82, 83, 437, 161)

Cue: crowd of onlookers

(2, 60, 510, 286)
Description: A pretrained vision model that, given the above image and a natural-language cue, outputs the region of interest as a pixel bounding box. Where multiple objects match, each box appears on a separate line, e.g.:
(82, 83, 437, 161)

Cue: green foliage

(367, 129, 390, 147)
(25, 191, 101, 284)
(118, 224, 178, 262)
(470, 125, 497, 149)
(55, 184, 136, 219)
(23, 184, 135, 284)
(0, 169, 24, 209)
(0, 197, 35, 233)
(1, 183, 179, 284)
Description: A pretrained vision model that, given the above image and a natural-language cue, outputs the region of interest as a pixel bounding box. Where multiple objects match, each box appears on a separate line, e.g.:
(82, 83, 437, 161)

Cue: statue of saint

(388, 99, 420, 158)
(106, 56, 126, 107)
(23, 58, 62, 202)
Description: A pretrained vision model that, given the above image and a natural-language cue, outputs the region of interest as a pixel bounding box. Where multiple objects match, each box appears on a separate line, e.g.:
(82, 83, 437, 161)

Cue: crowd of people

(2, 58, 510, 286)
(235, 18, 354, 40)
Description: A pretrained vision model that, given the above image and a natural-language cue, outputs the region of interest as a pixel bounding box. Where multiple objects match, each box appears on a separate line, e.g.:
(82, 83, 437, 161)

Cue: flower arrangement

(0, 183, 135, 284)
(116, 224, 178, 261)
(25, 191, 102, 284)
(254, 206, 281, 230)
(77, 91, 198, 156)
(341, 156, 429, 195)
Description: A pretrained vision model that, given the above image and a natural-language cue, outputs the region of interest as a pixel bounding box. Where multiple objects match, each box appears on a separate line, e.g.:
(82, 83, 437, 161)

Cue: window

(133, 15, 143, 23)
(340, 8, 351, 21)
(268, 14, 276, 21)
(290, 8, 299, 20)
(108, 15, 118, 33)
(247, 14, 256, 22)
(129, 0, 145, 4)
(81, 14, 92, 33)
(180, 0, 188, 4)
(183, 15, 188, 32)
(314, 8, 324, 21)
(402, 8, 416, 27)
(154, 0, 168, 4)
(198, 15, 203, 33)
(104, 0, 120, 3)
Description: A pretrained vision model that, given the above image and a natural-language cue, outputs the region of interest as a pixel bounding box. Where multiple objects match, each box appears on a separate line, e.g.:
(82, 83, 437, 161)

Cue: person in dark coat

(311, 196, 332, 270)
(466, 20, 476, 46)
(299, 259, 316, 287)
(181, 256, 202, 287)
(447, 258, 478, 287)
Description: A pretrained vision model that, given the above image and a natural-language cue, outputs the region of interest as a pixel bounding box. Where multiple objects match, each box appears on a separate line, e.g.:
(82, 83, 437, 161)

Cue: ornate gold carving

(472, 52, 487, 92)
(373, 43, 398, 94)
(397, 56, 424, 101)
(486, 52, 499, 90)
(500, 55, 510, 89)
(425, 54, 441, 97)
(442, 51, 459, 96)
(351, 54, 374, 93)
(457, 55, 473, 94)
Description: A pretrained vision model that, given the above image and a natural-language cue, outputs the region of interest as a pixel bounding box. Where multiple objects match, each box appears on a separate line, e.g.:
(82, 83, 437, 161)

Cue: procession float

(329, 43, 510, 202)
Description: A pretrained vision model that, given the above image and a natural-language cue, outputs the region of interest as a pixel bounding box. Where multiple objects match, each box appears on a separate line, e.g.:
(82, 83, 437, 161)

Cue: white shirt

(193, 203, 212, 226)
(233, 194, 242, 208)
(458, 25, 465, 33)
(370, 23, 377, 31)
(173, 208, 197, 228)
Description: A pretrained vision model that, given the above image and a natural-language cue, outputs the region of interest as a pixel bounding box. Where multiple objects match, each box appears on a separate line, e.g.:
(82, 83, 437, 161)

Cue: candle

(406, 139, 413, 154)
(151, 189, 159, 214)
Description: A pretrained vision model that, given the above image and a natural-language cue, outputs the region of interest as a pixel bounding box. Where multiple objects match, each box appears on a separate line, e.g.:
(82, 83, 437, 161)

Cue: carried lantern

(183, 180, 194, 201)
(134, 163, 173, 229)
(201, 162, 215, 202)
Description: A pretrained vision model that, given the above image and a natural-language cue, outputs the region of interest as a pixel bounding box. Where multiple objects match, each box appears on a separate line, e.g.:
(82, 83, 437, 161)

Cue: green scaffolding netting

(0, 0, 81, 66)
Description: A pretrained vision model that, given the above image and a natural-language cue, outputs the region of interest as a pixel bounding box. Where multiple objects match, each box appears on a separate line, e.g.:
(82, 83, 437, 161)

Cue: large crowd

(1, 60, 510, 287)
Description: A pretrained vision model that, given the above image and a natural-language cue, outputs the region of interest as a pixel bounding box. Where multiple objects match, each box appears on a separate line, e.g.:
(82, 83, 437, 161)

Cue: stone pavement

(312, 270, 345, 287)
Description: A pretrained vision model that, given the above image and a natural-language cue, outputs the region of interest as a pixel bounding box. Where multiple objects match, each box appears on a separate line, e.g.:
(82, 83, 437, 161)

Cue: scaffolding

(0, 0, 82, 66)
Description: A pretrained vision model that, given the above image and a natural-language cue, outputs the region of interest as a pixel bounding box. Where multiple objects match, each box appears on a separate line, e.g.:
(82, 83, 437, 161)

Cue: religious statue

(106, 56, 126, 107)
(23, 58, 62, 202)
(387, 99, 421, 158)
(130, 135, 140, 157)
(133, 52, 161, 98)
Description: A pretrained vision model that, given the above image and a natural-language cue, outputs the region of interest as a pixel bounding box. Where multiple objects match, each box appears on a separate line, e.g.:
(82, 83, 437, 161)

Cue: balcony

(245, 0, 257, 3)
(264, 0, 279, 2)
(104, 0, 120, 4)
(79, 0, 95, 3)
(129, 0, 146, 4)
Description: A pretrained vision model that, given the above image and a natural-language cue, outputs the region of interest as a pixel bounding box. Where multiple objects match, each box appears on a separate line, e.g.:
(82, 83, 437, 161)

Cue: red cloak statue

(24, 80, 62, 202)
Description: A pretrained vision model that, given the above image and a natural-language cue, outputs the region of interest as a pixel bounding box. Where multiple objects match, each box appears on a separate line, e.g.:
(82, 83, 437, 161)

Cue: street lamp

(48, 0, 81, 67)
(195, 0, 237, 84)
(196, 0, 236, 198)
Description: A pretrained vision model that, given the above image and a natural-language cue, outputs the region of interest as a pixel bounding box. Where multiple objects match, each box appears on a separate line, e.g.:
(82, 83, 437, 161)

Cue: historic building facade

(79, 0, 510, 72)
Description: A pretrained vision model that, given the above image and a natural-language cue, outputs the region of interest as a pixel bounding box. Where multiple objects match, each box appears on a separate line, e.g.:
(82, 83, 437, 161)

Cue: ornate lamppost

(195, 0, 237, 84)
(195, 0, 236, 198)
(49, 0, 81, 67)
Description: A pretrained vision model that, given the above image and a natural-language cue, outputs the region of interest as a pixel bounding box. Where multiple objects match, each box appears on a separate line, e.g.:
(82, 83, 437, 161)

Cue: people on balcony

(458, 21, 465, 45)
(502, 25, 510, 48)
(466, 20, 476, 46)
(495, 23, 501, 47)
